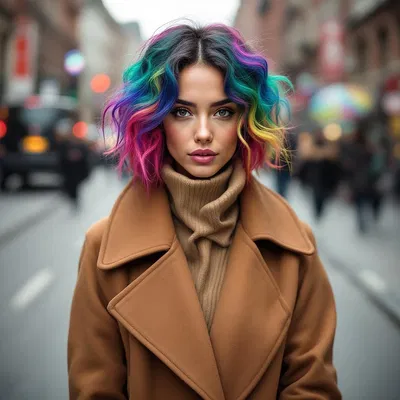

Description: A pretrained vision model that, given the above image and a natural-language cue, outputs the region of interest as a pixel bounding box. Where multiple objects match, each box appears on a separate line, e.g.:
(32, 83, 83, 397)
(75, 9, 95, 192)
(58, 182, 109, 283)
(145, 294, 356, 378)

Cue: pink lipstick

(189, 149, 217, 165)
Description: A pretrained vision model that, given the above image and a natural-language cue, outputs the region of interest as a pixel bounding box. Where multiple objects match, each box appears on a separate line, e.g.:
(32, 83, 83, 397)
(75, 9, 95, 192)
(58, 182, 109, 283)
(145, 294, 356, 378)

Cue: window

(377, 27, 389, 67)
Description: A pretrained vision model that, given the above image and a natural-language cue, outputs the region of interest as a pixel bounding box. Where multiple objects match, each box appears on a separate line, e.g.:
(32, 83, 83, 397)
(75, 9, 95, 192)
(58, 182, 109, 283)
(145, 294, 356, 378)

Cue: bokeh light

(64, 50, 85, 76)
(0, 120, 7, 138)
(296, 72, 319, 97)
(323, 123, 342, 141)
(73, 121, 88, 138)
(90, 74, 111, 93)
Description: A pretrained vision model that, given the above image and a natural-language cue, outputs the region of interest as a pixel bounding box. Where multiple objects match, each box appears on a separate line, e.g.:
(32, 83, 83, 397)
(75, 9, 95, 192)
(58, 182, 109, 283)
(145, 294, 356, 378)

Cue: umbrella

(309, 83, 374, 127)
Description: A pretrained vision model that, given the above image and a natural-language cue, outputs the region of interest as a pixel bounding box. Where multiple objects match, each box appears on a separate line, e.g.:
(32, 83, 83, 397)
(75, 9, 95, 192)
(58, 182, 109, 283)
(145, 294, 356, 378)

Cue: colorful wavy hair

(103, 23, 292, 191)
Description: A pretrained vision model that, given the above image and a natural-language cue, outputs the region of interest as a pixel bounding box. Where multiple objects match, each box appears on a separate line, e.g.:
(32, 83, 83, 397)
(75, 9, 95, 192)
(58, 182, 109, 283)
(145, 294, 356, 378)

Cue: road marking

(358, 269, 387, 294)
(10, 268, 55, 311)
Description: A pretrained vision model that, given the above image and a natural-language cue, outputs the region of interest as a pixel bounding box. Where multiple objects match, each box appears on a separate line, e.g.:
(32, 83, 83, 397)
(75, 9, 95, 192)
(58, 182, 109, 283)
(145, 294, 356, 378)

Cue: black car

(0, 96, 78, 190)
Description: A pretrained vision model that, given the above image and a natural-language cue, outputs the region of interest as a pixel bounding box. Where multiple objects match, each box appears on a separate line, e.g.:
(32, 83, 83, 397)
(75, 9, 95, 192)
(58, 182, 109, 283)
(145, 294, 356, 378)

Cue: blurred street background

(0, 0, 399, 399)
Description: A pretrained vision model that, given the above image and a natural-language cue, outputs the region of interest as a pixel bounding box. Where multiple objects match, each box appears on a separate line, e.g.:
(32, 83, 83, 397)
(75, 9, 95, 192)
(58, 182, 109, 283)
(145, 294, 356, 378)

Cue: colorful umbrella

(309, 83, 374, 127)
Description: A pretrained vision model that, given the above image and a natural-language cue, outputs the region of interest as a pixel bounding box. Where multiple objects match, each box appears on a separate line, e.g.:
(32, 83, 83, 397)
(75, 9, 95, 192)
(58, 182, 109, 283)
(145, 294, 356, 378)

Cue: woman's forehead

(177, 64, 227, 104)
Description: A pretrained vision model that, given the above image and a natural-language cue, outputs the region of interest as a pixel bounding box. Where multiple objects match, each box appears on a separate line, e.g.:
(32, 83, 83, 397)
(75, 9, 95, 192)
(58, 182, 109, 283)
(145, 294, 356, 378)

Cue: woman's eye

(215, 108, 234, 118)
(172, 108, 191, 118)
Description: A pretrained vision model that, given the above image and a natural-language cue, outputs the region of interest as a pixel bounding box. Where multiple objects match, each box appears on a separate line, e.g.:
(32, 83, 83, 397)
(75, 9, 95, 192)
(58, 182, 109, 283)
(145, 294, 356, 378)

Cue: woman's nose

(194, 117, 213, 144)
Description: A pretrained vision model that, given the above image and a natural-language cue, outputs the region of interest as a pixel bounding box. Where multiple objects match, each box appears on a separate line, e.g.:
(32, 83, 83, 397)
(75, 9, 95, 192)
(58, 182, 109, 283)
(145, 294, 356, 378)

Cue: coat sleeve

(278, 224, 342, 399)
(68, 231, 128, 400)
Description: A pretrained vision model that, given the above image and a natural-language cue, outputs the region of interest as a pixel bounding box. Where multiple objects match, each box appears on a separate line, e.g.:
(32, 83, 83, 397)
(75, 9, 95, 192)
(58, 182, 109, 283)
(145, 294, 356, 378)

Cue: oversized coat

(68, 175, 341, 400)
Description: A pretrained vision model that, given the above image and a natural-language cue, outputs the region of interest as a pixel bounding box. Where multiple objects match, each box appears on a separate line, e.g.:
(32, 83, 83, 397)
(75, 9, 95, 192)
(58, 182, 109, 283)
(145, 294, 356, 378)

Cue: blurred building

(0, 0, 14, 101)
(281, 0, 319, 78)
(78, 0, 143, 125)
(234, 0, 287, 72)
(236, 0, 399, 90)
(282, 0, 353, 82)
(0, 0, 82, 103)
(346, 0, 400, 93)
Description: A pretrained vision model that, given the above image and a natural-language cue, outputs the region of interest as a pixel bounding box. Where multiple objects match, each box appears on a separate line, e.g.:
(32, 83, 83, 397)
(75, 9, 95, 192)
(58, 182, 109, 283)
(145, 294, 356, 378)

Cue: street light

(90, 74, 111, 93)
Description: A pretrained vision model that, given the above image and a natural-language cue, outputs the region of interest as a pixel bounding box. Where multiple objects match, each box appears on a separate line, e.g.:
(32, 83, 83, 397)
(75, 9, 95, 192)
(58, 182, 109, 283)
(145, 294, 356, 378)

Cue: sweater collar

(98, 170, 315, 269)
(161, 162, 246, 248)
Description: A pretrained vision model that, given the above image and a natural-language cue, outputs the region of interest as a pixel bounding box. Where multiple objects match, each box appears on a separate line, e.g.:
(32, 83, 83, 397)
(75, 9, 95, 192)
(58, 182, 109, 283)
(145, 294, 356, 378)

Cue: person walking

(56, 119, 91, 210)
(342, 121, 384, 233)
(305, 131, 341, 220)
(68, 23, 341, 399)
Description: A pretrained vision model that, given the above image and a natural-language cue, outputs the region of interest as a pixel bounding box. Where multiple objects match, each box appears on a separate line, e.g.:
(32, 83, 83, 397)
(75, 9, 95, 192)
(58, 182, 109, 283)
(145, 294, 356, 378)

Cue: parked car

(0, 95, 80, 190)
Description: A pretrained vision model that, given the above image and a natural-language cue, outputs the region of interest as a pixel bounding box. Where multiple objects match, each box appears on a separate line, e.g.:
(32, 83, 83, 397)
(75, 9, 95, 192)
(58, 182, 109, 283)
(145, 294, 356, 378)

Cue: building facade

(78, 0, 143, 125)
(234, 0, 287, 73)
(346, 0, 400, 92)
(0, 0, 81, 103)
(280, 0, 400, 93)
(0, 0, 14, 101)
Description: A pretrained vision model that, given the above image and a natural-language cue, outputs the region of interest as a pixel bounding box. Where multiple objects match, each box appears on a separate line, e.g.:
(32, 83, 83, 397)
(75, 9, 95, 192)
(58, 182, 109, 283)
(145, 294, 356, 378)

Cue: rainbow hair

(103, 23, 292, 191)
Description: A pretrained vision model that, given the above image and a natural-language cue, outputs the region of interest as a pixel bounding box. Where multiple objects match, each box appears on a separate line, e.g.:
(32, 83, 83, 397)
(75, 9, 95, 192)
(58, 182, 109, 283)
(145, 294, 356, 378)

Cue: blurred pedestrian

(342, 121, 384, 233)
(305, 131, 341, 220)
(295, 131, 314, 188)
(68, 23, 341, 400)
(55, 119, 91, 210)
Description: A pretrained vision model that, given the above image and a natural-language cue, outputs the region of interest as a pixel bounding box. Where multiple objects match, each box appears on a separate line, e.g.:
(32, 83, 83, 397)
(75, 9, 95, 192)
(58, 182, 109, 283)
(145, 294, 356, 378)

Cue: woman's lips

(189, 154, 216, 164)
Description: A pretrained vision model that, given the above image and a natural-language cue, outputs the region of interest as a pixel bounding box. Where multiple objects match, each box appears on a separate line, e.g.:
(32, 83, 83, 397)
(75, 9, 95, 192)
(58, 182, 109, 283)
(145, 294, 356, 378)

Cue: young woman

(68, 23, 341, 399)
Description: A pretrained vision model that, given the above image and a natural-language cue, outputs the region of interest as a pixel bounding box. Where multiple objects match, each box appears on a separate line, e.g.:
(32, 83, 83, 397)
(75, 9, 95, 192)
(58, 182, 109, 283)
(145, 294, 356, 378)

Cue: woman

(68, 23, 341, 399)
(56, 118, 91, 210)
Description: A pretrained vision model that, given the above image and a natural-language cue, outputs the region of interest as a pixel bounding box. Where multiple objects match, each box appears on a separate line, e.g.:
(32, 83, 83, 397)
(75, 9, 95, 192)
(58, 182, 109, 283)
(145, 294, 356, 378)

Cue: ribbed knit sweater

(162, 162, 246, 330)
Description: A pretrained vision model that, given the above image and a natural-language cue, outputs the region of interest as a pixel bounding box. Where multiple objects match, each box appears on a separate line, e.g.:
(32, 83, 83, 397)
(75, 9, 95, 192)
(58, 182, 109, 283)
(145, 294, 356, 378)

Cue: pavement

(257, 170, 400, 327)
(0, 167, 399, 399)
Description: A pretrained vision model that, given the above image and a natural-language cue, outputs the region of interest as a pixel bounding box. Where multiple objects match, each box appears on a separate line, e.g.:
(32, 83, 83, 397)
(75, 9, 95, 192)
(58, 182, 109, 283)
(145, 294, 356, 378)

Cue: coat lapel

(210, 224, 291, 400)
(209, 176, 315, 400)
(107, 238, 225, 400)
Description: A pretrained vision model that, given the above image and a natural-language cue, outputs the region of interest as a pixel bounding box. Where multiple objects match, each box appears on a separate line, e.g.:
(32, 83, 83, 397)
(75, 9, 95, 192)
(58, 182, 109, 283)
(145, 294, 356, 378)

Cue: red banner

(319, 20, 345, 83)
(5, 16, 38, 101)
(14, 16, 31, 78)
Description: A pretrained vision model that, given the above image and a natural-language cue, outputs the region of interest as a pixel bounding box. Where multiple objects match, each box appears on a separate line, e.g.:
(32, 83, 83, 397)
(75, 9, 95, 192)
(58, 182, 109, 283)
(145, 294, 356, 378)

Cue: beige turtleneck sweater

(162, 162, 246, 330)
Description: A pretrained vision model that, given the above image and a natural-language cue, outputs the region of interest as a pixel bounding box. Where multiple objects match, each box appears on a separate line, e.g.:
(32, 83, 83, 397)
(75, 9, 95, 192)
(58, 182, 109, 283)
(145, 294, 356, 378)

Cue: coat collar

(98, 175, 314, 270)
(101, 173, 315, 400)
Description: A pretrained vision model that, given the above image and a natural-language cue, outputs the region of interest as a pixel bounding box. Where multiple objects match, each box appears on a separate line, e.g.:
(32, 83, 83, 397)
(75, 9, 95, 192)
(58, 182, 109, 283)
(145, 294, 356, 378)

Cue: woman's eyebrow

(175, 98, 233, 107)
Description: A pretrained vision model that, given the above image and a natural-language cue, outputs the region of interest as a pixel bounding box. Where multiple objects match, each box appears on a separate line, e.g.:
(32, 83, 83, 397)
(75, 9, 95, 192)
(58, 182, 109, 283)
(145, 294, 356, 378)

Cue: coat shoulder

(254, 177, 303, 222)
(85, 217, 110, 250)
(251, 176, 315, 253)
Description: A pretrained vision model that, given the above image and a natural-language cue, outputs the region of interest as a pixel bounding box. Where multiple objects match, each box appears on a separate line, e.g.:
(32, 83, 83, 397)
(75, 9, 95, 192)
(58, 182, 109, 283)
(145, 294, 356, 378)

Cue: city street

(1, 168, 400, 399)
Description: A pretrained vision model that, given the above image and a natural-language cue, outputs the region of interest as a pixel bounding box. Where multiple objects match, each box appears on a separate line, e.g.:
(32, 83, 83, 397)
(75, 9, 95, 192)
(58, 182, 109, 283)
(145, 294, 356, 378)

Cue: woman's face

(163, 63, 239, 179)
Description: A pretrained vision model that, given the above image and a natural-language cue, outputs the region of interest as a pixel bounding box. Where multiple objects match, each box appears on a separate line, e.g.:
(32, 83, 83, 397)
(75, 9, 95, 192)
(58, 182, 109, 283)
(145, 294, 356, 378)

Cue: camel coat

(68, 175, 341, 400)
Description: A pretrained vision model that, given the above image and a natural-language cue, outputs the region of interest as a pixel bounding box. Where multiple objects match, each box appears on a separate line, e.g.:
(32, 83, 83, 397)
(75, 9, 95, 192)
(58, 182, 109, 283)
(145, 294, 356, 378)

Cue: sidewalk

(258, 170, 400, 324)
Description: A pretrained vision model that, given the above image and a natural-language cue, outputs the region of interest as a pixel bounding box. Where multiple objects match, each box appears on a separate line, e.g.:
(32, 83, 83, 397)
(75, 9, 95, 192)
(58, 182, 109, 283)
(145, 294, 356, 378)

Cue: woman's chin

(178, 163, 221, 180)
